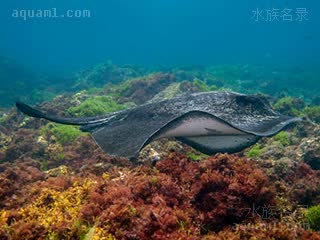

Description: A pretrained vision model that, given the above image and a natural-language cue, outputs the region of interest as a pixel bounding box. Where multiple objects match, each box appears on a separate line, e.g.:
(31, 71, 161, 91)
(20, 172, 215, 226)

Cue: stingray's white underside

(158, 116, 257, 153)
(159, 116, 245, 138)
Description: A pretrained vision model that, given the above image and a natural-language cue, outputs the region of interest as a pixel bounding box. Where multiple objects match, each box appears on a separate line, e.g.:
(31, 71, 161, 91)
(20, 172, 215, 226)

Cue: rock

(302, 137, 320, 170)
(0, 131, 12, 149)
(45, 165, 69, 177)
(36, 136, 48, 147)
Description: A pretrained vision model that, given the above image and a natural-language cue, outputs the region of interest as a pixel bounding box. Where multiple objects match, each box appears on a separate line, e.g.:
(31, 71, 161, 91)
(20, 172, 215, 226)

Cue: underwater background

(1, 0, 320, 239)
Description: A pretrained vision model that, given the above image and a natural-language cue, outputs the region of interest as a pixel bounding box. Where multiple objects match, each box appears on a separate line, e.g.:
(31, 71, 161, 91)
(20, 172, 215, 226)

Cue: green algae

(0, 113, 8, 125)
(305, 204, 320, 231)
(192, 78, 217, 92)
(246, 143, 265, 158)
(41, 123, 86, 145)
(67, 96, 132, 117)
(273, 97, 305, 117)
(274, 131, 291, 147)
(304, 106, 320, 123)
(187, 152, 208, 161)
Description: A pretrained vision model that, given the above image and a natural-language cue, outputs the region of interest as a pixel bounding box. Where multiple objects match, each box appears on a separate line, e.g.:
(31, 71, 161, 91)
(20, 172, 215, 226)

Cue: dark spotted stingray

(16, 91, 302, 159)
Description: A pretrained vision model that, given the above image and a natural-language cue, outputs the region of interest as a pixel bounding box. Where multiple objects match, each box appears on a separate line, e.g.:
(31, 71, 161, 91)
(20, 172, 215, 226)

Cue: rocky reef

(0, 62, 320, 239)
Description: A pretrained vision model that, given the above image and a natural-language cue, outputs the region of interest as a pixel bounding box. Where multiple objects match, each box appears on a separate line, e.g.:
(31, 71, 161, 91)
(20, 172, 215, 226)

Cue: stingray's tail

(15, 101, 103, 125)
(302, 115, 318, 126)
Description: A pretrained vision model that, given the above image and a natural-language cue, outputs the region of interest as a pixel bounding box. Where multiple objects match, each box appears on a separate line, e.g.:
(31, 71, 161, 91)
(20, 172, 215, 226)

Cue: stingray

(16, 91, 302, 159)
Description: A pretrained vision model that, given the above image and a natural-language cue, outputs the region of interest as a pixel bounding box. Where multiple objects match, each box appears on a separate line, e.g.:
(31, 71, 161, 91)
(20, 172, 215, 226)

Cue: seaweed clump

(40, 123, 86, 145)
(114, 73, 177, 104)
(273, 131, 291, 147)
(246, 143, 265, 158)
(305, 204, 320, 231)
(67, 96, 132, 117)
(79, 154, 276, 239)
(0, 177, 95, 240)
(273, 97, 305, 116)
(304, 106, 320, 123)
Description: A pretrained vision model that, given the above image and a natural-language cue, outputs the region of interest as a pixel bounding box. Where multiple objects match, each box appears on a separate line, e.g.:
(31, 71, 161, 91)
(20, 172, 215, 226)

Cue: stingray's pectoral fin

(176, 134, 260, 155)
(88, 120, 160, 159)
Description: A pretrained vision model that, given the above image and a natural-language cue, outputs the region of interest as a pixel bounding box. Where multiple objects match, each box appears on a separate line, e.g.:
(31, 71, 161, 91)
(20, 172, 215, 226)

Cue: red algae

(77, 153, 276, 239)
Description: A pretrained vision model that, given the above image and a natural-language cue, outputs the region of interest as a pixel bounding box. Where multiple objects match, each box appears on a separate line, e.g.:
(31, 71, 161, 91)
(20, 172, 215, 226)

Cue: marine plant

(2, 62, 320, 239)
(3, 179, 95, 239)
(304, 204, 320, 231)
(284, 163, 320, 207)
(113, 73, 177, 104)
(0, 113, 8, 125)
(40, 123, 86, 145)
(192, 78, 217, 92)
(72, 61, 144, 90)
(187, 151, 208, 161)
(246, 143, 265, 158)
(304, 106, 320, 123)
(211, 222, 319, 239)
(67, 96, 130, 117)
(274, 131, 291, 146)
(0, 158, 45, 209)
(273, 97, 305, 116)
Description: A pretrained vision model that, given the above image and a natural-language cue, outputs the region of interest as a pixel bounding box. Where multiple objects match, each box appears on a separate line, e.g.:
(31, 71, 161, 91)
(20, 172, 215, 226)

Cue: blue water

(0, 0, 319, 74)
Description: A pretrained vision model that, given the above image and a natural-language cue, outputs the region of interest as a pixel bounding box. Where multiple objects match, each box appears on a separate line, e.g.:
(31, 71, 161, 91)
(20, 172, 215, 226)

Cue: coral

(67, 95, 131, 117)
(305, 204, 320, 231)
